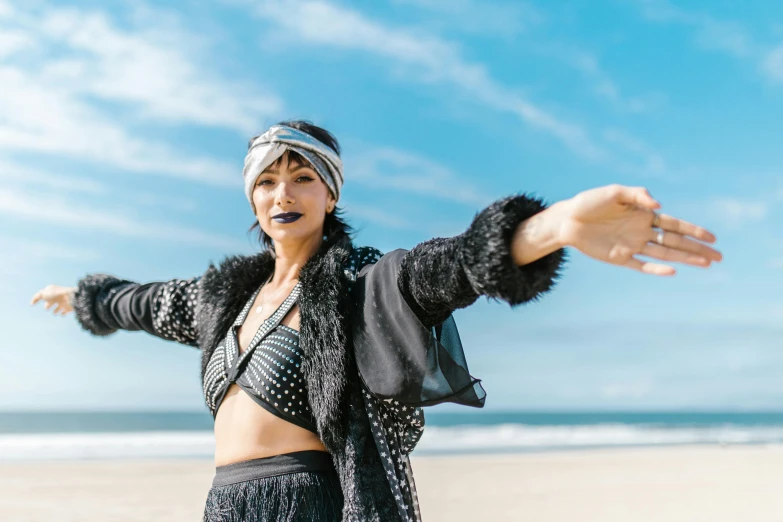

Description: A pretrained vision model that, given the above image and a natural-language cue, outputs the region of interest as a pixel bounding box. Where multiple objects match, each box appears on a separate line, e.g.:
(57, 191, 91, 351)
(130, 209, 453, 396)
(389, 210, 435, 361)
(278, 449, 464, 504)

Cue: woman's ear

(327, 195, 336, 214)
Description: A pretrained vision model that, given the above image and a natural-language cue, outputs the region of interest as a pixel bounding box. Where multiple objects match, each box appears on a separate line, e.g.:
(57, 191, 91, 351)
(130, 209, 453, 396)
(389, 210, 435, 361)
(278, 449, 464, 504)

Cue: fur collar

(194, 234, 398, 520)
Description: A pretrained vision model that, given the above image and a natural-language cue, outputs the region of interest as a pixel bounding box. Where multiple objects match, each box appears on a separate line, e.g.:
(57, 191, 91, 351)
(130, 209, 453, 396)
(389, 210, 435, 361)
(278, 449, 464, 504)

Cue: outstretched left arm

(397, 193, 566, 328)
(398, 184, 722, 327)
(513, 184, 721, 274)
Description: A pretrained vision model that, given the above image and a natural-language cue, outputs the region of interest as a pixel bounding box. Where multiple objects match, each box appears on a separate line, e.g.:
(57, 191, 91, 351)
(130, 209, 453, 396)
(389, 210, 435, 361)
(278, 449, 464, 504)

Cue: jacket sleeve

(71, 274, 201, 347)
(350, 194, 566, 407)
(397, 193, 566, 327)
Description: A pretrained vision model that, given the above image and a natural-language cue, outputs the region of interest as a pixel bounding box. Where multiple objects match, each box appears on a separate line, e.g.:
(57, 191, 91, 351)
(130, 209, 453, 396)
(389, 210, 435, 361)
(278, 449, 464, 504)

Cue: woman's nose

(275, 182, 295, 205)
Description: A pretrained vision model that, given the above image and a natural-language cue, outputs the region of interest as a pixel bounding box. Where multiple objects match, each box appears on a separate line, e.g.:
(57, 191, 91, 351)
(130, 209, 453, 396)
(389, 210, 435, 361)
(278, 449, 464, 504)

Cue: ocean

(3, 410, 783, 460)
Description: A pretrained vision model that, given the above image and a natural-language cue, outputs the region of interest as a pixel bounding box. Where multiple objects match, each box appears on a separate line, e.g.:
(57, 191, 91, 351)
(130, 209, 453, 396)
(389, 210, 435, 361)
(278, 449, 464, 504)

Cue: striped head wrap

(243, 125, 343, 208)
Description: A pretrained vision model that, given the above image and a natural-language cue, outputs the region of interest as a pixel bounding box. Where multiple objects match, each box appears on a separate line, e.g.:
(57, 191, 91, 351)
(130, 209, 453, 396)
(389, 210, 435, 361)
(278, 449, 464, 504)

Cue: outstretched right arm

(32, 275, 201, 347)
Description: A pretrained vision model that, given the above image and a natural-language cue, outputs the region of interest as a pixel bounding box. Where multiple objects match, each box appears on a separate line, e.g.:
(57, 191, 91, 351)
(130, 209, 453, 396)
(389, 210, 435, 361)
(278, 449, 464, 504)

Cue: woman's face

(252, 151, 336, 248)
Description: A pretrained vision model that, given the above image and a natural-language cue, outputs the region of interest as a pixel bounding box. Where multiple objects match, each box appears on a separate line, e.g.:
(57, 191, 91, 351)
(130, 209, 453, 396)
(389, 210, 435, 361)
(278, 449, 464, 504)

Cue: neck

(270, 233, 324, 286)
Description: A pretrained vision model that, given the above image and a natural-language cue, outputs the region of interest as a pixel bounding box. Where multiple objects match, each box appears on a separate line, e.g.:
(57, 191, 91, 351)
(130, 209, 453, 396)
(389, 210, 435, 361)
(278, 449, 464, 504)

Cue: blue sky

(2, 0, 783, 411)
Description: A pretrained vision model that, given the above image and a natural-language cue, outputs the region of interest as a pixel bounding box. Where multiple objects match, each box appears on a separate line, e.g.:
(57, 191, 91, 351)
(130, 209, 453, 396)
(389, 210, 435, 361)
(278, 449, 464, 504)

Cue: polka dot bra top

(202, 282, 316, 433)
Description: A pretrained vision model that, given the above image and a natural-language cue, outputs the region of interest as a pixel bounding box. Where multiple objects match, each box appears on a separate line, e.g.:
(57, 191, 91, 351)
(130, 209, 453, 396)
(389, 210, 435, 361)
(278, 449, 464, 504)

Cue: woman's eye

(297, 175, 314, 182)
(256, 179, 273, 186)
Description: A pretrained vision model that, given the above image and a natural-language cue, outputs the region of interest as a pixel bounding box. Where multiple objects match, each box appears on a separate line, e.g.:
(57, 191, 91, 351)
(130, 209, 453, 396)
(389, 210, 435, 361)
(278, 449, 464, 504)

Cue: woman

(31, 121, 722, 522)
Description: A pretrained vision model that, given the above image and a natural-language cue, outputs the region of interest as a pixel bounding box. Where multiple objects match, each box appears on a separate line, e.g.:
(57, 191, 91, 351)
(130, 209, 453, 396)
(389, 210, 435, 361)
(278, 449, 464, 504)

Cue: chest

(236, 284, 302, 354)
(202, 281, 309, 423)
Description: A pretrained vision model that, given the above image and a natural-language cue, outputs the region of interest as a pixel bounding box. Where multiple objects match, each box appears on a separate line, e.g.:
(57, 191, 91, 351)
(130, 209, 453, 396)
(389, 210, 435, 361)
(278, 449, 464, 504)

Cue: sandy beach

(2, 445, 783, 521)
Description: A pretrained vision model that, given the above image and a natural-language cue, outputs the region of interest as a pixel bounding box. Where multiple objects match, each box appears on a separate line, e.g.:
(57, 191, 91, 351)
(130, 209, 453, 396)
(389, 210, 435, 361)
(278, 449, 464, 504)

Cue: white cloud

(637, 0, 753, 58)
(0, 237, 101, 275)
(390, 0, 543, 38)
(347, 146, 493, 206)
(603, 129, 666, 175)
(248, 0, 607, 161)
(0, 160, 108, 195)
(635, 0, 783, 85)
(3, 239, 99, 263)
(0, 0, 12, 18)
(33, 8, 281, 132)
(6, 4, 281, 133)
(0, 29, 32, 58)
(0, 65, 240, 186)
(710, 197, 767, 228)
(0, 160, 200, 213)
(122, 191, 199, 213)
(0, 187, 247, 251)
(400, 1, 654, 115)
(240, 0, 669, 177)
(347, 203, 414, 230)
(0, 2, 274, 187)
(527, 42, 656, 114)
(762, 45, 783, 83)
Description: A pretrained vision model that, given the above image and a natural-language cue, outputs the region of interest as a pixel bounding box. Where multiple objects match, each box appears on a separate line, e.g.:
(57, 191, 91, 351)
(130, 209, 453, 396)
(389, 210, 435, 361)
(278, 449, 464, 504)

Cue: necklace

(254, 276, 274, 315)
(254, 276, 297, 315)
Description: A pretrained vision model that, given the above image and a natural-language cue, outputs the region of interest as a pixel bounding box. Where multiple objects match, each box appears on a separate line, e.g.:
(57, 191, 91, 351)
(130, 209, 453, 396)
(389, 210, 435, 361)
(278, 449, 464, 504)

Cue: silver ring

(656, 230, 665, 245)
(652, 212, 660, 228)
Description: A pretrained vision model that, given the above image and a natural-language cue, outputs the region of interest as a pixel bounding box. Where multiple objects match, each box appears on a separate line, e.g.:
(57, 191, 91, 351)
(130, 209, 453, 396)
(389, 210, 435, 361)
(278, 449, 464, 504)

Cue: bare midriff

(213, 301, 327, 466)
(213, 383, 327, 466)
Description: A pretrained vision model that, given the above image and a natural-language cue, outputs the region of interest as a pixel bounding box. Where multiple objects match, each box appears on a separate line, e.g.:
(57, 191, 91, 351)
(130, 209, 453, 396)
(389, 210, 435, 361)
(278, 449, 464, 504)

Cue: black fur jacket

(72, 194, 565, 521)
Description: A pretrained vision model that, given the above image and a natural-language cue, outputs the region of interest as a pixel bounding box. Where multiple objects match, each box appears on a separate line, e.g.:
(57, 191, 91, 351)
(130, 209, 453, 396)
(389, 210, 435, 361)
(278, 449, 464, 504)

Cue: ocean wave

(5, 424, 783, 460)
(413, 423, 783, 454)
(0, 431, 215, 461)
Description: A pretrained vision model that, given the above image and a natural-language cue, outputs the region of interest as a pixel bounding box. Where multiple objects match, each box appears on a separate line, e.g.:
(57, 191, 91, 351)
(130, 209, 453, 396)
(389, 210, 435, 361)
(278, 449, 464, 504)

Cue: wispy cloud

(563, 53, 654, 114)
(122, 191, 199, 213)
(0, 160, 202, 214)
(762, 45, 783, 82)
(635, 0, 783, 84)
(244, 0, 664, 170)
(347, 203, 415, 231)
(710, 197, 767, 229)
(390, 0, 544, 38)
(0, 187, 247, 251)
(0, 160, 108, 195)
(347, 146, 493, 206)
(603, 129, 666, 176)
(637, 0, 752, 57)
(0, 0, 12, 17)
(398, 1, 654, 116)
(0, 237, 101, 275)
(6, 3, 281, 133)
(524, 41, 657, 114)
(248, 1, 606, 159)
(3, 238, 100, 263)
(0, 2, 272, 186)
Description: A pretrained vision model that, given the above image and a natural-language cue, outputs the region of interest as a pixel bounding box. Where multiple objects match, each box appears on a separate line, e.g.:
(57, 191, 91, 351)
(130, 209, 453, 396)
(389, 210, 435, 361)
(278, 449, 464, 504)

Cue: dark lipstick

(272, 212, 303, 224)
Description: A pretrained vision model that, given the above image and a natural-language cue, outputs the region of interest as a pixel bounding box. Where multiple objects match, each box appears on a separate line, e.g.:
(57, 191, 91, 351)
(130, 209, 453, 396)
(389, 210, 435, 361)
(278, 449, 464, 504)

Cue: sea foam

(4, 424, 783, 460)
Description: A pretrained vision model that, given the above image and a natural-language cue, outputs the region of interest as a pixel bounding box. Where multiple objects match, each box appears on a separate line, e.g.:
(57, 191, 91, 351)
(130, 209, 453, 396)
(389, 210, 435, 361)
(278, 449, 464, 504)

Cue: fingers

(654, 213, 717, 244)
(624, 257, 676, 276)
(615, 185, 661, 211)
(55, 304, 73, 316)
(30, 292, 41, 305)
(649, 229, 723, 262)
(641, 243, 710, 267)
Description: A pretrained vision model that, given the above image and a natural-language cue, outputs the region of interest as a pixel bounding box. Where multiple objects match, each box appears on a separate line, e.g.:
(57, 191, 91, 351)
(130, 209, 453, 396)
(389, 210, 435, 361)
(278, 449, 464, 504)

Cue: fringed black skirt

(203, 450, 343, 522)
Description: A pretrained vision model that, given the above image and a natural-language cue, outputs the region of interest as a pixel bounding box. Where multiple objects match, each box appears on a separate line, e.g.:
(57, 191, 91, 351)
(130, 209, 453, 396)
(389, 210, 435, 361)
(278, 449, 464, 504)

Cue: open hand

(31, 285, 76, 316)
(560, 185, 722, 276)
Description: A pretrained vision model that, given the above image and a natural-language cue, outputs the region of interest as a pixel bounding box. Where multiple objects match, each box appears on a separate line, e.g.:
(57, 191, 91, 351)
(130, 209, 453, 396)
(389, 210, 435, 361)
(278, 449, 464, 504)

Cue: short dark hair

(248, 120, 352, 251)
